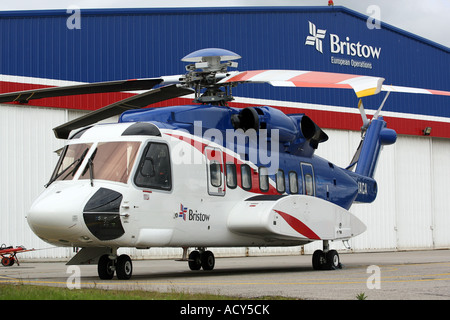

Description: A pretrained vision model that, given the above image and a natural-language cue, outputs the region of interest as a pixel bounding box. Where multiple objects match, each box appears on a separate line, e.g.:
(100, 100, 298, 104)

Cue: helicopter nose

(27, 185, 92, 244)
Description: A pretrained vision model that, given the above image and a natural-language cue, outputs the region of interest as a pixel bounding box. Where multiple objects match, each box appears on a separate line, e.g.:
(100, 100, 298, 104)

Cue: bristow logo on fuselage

(305, 21, 382, 59)
(175, 204, 210, 222)
(179, 204, 187, 220)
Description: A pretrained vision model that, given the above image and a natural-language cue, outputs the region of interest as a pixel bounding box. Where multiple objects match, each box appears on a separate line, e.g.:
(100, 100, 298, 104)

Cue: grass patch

(0, 283, 291, 300)
(355, 292, 368, 300)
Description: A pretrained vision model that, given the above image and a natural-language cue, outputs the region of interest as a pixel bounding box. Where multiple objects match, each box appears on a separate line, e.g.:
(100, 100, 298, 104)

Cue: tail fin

(354, 117, 396, 178)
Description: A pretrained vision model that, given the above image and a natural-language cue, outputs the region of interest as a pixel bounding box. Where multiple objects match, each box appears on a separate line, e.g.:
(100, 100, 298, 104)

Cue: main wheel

(312, 250, 325, 270)
(188, 250, 202, 270)
(116, 254, 133, 280)
(98, 254, 115, 280)
(201, 250, 215, 271)
(325, 250, 340, 270)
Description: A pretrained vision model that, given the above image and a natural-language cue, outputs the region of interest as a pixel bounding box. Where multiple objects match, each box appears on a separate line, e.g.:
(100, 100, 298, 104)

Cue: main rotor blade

(222, 70, 450, 98)
(220, 70, 385, 98)
(381, 84, 450, 97)
(0, 78, 164, 103)
(53, 84, 194, 139)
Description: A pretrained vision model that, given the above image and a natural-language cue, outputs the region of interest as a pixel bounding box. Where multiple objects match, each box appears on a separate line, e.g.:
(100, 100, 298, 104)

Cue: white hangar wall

(314, 128, 450, 252)
(1, 104, 449, 261)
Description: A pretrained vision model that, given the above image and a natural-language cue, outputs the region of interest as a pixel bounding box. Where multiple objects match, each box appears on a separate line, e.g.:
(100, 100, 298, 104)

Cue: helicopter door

(300, 162, 315, 196)
(205, 147, 225, 196)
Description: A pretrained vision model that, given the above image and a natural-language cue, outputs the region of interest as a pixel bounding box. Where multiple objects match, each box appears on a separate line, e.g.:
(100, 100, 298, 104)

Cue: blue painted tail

(346, 117, 396, 204)
(355, 117, 397, 178)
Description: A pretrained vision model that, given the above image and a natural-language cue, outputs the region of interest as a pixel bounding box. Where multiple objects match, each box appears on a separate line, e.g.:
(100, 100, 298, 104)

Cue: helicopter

(0, 48, 449, 280)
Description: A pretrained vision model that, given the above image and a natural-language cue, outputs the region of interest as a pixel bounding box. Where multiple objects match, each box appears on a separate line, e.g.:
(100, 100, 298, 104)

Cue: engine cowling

(231, 106, 328, 151)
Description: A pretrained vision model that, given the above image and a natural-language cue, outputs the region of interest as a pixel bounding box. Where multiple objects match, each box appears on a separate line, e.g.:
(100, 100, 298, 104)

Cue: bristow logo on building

(305, 21, 327, 53)
(305, 21, 381, 59)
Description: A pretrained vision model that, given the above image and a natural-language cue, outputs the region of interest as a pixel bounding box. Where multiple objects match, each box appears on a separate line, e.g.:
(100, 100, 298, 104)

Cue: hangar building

(0, 6, 449, 260)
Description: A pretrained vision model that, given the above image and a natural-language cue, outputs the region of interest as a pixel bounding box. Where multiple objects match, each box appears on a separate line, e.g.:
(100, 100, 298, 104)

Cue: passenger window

(305, 174, 314, 196)
(226, 163, 237, 189)
(241, 164, 252, 190)
(289, 171, 298, 194)
(276, 169, 285, 194)
(209, 162, 222, 187)
(259, 167, 269, 192)
(205, 147, 225, 196)
(134, 143, 171, 190)
(301, 162, 315, 197)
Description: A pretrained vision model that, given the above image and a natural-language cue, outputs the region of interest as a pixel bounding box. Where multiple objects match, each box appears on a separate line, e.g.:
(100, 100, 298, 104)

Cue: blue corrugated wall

(0, 7, 448, 118)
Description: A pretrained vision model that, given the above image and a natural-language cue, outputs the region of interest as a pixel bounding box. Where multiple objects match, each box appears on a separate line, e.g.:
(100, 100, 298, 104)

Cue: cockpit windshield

(79, 141, 141, 184)
(48, 141, 141, 185)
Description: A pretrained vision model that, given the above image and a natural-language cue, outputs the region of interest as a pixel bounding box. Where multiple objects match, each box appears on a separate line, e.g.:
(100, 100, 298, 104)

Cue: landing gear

(187, 248, 215, 271)
(98, 254, 115, 279)
(326, 249, 340, 270)
(97, 253, 133, 280)
(188, 250, 202, 270)
(116, 254, 133, 280)
(312, 250, 326, 270)
(312, 241, 341, 270)
(201, 250, 215, 271)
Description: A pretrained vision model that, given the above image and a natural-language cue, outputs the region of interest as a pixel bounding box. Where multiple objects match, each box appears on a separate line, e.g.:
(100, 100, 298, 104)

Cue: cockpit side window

(134, 142, 172, 191)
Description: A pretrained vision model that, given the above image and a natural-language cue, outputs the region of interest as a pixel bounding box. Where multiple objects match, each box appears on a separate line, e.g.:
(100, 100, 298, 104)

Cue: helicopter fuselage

(27, 105, 370, 251)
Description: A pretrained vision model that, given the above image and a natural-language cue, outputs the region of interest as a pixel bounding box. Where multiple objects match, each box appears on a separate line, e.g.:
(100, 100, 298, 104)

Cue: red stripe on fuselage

(274, 209, 321, 240)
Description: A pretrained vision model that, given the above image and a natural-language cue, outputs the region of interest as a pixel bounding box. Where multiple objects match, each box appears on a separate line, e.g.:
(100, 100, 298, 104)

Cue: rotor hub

(181, 48, 241, 105)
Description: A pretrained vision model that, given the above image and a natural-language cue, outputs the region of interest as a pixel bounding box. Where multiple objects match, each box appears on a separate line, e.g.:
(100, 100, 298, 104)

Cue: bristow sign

(305, 21, 381, 69)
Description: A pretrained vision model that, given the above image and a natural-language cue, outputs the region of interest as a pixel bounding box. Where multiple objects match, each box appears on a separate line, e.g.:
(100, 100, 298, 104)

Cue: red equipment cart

(0, 244, 34, 266)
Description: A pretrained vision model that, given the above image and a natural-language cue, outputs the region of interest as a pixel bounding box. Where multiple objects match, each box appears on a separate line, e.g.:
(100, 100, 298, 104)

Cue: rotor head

(181, 48, 241, 105)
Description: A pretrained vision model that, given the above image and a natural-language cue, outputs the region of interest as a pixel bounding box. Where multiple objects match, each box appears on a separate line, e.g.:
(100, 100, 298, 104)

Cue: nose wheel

(98, 253, 133, 280)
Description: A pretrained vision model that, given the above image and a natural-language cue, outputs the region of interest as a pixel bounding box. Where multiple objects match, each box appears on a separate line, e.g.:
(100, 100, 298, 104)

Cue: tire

(312, 250, 325, 270)
(1, 257, 12, 267)
(188, 250, 202, 270)
(326, 250, 340, 270)
(98, 254, 115, 280)
(201, 250, 215, 271)
(116, 254, 133, 280)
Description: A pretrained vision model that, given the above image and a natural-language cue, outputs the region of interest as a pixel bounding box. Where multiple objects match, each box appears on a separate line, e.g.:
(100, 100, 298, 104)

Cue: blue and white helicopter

(1, 48, 448, 279)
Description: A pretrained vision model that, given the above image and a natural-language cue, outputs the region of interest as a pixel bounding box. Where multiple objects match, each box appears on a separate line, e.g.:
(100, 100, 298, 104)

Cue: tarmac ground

(1, 249, 449, 300)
